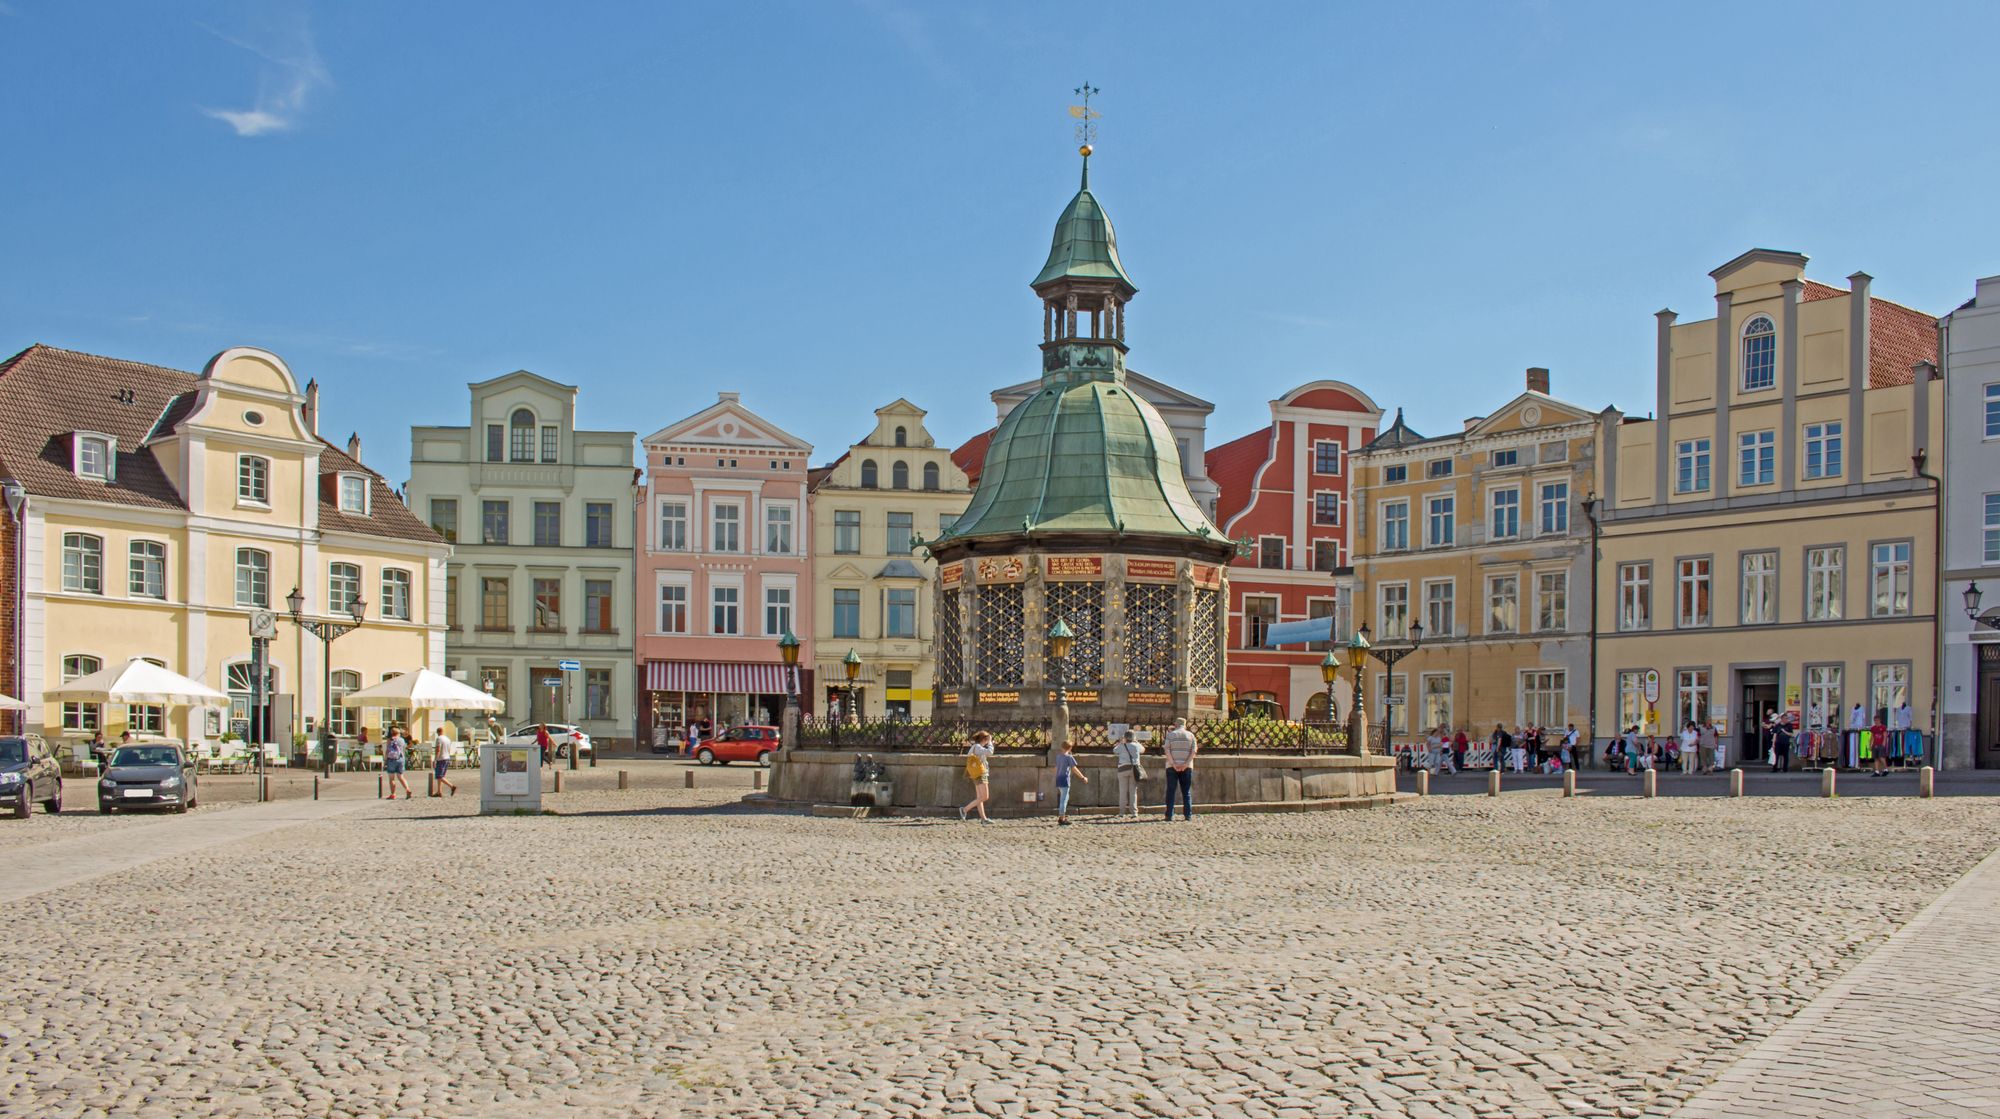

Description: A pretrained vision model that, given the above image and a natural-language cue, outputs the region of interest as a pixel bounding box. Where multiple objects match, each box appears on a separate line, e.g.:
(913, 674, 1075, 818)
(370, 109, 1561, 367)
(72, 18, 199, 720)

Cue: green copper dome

(936, 378, 1218, 544)
(1031, 161, 1135, 292)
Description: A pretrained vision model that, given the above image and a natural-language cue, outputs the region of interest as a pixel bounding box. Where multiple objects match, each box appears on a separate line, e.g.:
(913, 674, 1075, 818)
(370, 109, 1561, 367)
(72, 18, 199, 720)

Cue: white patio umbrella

(339, 669, 504, 712)
(0, 693, 26, 711)
(41, 658, 228, 706)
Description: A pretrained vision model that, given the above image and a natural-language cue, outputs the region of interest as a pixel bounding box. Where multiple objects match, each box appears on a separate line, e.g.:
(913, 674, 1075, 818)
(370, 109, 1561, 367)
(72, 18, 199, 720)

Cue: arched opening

(922, 462, 940, 491)
(1741, 316, 1776, 392)
(893, 426, 908, 447)
(860, 459, 878, 488)
(891, 461, 909, 490)
(509, 408, 536, 462)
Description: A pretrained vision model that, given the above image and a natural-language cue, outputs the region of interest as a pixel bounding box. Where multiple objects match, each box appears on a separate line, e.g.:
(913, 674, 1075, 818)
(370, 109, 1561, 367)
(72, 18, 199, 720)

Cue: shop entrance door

(1979, 646, 2000, 769)
(530, 668, 563, 725)
(1737, 669, 1780, 766)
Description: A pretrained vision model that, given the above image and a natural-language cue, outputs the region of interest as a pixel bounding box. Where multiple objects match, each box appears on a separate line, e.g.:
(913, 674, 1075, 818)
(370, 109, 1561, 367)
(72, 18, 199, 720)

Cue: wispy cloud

(200, 8, 329, 137)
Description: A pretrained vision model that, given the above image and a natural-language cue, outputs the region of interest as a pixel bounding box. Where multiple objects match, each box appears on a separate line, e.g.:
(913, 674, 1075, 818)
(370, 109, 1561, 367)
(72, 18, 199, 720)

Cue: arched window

(328, 562, 362, 614)
(1741, 316, 1776, 392)
(509, 408, 536, 462)
(329, 670, 360, 737)
(225, 660, 278, 729)
(893, 426, 908, 447)
(891, 461, 909, 490)
(922, 462, 941, 491)
(860, 459, 878, 488)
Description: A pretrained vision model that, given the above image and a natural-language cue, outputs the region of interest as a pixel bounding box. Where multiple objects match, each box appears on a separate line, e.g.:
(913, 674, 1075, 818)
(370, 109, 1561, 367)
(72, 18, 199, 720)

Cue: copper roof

(0, 344, 441, 545)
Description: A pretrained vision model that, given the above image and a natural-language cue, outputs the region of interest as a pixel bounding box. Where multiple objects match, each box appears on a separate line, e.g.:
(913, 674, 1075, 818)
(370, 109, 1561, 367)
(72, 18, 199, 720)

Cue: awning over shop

(1262, 616, 1333, 648)
(645, 661, 788, 694)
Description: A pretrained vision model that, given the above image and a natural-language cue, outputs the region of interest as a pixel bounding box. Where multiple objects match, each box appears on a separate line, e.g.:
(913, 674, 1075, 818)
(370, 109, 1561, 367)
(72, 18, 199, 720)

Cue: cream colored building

(0, 344, 448, 749)
(406, 371, 637, 746)
(808, 401, 971, 718)
(1349, 369, 1602, 744)
(1593, 250, 1940, 766)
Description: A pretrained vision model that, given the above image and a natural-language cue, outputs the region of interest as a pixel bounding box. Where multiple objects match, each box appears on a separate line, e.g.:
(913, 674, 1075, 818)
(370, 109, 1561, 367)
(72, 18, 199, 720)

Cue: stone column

(1101, 562, 1129, 707)
(1780, 279, 1802, 491)
(1172, 567, 1196, 722)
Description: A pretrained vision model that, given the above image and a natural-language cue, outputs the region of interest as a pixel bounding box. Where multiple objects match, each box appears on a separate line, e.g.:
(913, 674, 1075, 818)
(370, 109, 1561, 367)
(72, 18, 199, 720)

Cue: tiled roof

(1203, 427, 1271, 527)
(1793, 281, 1937, 387)
(0, 343, 440, 545)
(951, 429, 993, 486)
(0, 344, 197, 511)
(1362, 407, 1427, 451)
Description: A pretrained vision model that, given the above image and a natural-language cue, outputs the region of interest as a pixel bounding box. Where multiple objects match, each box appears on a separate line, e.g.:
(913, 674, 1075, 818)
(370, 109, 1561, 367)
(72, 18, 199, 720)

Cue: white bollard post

(1919, 765, 1935, 798)
(1562, 769, 1576, 798)
(1416, 769, 1429, 796)
(1821, 767, 1837, 798)
(617, 769, 630, 790)
(1642, 769, 1657, 798)
(1729, 768, 1744, 798)
(1487, 769, 1500, 797)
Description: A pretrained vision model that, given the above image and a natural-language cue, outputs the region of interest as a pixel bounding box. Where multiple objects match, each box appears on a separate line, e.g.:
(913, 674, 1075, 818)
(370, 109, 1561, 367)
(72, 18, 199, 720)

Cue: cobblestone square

(4, 782, 1998, 1118)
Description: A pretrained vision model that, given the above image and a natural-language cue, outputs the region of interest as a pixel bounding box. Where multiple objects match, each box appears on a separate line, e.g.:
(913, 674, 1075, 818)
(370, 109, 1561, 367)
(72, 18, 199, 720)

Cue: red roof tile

(1865, 297, 1937, 388)
(1204, 426, 1272, 527)
(951, 429, 994, 486)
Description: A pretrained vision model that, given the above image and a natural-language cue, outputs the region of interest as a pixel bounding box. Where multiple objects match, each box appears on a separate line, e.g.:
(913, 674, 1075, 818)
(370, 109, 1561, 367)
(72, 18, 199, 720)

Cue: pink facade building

(635, 393, 813, 747)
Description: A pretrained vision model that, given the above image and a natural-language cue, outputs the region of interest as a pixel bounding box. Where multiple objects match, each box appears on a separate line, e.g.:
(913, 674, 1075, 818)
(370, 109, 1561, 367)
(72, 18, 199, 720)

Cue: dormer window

(338, 473, 370, 515)
(509, 408, 535, 462)
(237, 454, 270, 505)
(74, 433, 114, 481)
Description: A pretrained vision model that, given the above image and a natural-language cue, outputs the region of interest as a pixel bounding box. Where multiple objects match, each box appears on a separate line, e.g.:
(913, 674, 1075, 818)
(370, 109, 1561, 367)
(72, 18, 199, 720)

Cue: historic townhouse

(807, 400, 972, 719)
(1941, 274, 2000, 768)
(1207, 380, 1382, 719)
(635, 393, 813, 747)
(405, 371, 637, 747)
(0, 344, 447, 747)
(1348, 369, 1601, 741)
(1593, 251, 1940, 767)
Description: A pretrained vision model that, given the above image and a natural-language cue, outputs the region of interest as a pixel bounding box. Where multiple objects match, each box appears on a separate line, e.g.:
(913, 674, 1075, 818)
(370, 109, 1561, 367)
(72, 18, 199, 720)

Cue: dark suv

(0, 734, 62, 818)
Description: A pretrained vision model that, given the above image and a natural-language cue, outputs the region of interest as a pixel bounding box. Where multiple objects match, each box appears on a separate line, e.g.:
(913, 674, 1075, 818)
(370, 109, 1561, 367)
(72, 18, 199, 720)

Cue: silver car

(97, 743, 199, 814)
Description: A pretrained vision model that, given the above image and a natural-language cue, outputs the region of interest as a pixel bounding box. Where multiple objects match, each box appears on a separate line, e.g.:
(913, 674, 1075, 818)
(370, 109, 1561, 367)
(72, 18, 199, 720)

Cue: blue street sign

(558, 659, 582, 672)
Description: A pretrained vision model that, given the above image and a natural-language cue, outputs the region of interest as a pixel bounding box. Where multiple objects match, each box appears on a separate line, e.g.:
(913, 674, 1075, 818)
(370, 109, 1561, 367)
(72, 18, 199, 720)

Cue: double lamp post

(1319, 620, 1423, 755)
(287, 586, 366, 775)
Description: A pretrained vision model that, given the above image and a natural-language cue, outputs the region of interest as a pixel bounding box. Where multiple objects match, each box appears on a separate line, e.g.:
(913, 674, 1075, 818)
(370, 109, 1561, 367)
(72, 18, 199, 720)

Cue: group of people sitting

(1413, 723, 1584, 774)
(1606, 720, 1727, 774)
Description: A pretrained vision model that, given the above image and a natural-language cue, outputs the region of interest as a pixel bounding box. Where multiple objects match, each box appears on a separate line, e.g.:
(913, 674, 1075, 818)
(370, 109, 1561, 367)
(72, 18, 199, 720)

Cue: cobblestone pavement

(3, 788, 1998, 1118)
(1672, 843, 2000, 1118)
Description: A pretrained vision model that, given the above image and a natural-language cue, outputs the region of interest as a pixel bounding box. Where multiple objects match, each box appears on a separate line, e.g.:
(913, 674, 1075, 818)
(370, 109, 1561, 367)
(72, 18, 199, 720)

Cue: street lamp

(1047, 617, 1074, 706)
(777, 630, 801, 748)
(1348, 619, 1423, 755)
(288, 585, 366, 776)
(1967, 583, 2000, 632)
(1319, 648, 1342, 725)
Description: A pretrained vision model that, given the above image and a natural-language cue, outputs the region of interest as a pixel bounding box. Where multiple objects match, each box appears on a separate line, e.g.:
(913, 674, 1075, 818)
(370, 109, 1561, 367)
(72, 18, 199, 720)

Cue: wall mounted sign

(938, 692, 960, 706)
(1125, 558, 1178, 582)
(1044, 555, 1103, 580)
(939, 563, 964, 589)
(1126, 691, 1173, 706)
(1046, 690, 1100, 704)
(975, 556, 1027, 583)
(977, 690, 1021, 704)
(1190, 564, 1223, 590)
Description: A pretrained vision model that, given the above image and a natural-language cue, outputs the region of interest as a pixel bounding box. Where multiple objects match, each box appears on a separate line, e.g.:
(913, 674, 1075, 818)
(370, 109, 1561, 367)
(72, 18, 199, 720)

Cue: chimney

(1463, 416, 1484, 431)
(302, 378, 319, 435)
(718, 391, 740, 404)
(1526, 367, 1551, 394)
(346, 432, 362, 463)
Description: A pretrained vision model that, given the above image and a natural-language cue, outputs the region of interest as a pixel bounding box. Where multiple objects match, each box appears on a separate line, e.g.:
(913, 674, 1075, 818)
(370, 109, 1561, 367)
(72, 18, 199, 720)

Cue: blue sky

(5, 1, 1998, 480)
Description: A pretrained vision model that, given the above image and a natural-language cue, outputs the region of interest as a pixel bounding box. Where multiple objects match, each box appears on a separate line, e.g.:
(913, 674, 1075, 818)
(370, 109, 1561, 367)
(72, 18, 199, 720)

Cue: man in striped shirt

(1162, 717, 1199, 822)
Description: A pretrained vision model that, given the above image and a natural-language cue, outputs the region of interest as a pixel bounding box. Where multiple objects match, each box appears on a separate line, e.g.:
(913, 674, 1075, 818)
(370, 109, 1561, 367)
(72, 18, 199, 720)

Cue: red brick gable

(1204, 427, 1271, 527)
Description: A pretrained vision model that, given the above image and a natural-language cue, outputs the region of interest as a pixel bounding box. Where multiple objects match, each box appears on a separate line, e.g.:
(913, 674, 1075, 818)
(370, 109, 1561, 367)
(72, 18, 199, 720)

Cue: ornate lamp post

(1347, 620, 1423, 755)
(1319, 648, 1342, 725)
(842, 647, 862, 726)
(287, 585, 366, 776)
(1967, 583, 2000, 632)
(777, 630, 801, 750)
(1047, 617, 1075, 705)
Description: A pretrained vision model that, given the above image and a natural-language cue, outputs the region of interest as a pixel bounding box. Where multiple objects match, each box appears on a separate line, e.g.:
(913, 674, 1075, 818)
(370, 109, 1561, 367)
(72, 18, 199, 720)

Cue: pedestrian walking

(959, 731, 995, 823)
(535, 724, 553, 768)
(1870, 711, 1890, 777)
(431, 728, 458, 796)
(1452, 728, 1468, 772)
(1112, 729, 1145, 819)
(1162, 717, 1198, 822)
(1563, 724, 1580, 770)
(383, 728, 414, 799)
(1771, 718, 1793, 773)
(1053, 740, 1089, 825)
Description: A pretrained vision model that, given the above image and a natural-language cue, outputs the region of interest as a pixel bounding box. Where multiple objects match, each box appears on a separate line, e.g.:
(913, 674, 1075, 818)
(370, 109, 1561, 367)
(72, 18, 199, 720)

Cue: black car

(0, 734, 62, 818)
(97, 743, 198, 814)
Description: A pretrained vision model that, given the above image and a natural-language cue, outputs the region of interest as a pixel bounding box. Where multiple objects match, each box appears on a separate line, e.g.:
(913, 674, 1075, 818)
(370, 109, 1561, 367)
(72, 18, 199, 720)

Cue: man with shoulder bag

(1113, 729, 1146, 820)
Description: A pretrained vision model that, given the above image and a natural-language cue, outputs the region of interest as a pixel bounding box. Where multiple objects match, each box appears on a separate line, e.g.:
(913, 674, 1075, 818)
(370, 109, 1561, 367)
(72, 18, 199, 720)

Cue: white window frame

(1740, 550, 1777, 625)
(1313, 440, 1343, 476)
(1377, 672, 1409, 734)
(1538, 481, 1569, 535)
(711, 501, 742, 554)
(1422, 578, 1454, 638)
(831, 586, 862, 639)
(237, 454, 270, 506)
(1738, 430, 1775, 487)
(1741, 315, 1777, 392)
(1806, 665, 1843, 732)
(1987, 383, 2000, 439)
(883, 586, 918, 639)
(1489, 487, 1520, 541)
(657, 500, 689, 551)
(710, 580, 742, 636)
(1491, 448, 1518, 469)
(1870, 540, 1912, 618)
(235, 548, 270, 608)
(328, 562, 362, 615)
(1521, 669, 1567, 728)
(1675, 667, 1712, 727)
(658, 578, 690, 634)
(1535, 570, 1568, 632)
(1803, 421, 1843, 480)
(1380, 499, 1410, 552)
(1242, 594, 1280, 648)
(1424, 494, 1455, 549)
(128, 539, 167, 600)
(1675, 557, 1711, 629)
(1617, 562, 1651, 631)
(381, 568, 413, 621)
(1676, 438, 1711, 494)
(1807, 546, 1844, 621)
(74, 432, 114, 481)
(1486, 573, 1518, 634)
(1986, 493, 2000, 564)
(61, 653, 103, 732)
(1419, 672, 1453, 733)
(1617, 670, 1646, 733)
(1312, 490, 1342, 527)
(337, 472, 370, 515)
(764, 502, 797, 556)
(764, 581, 795, 638)
(61, 532, 104, 594)
(1378, 582, 1410, 641)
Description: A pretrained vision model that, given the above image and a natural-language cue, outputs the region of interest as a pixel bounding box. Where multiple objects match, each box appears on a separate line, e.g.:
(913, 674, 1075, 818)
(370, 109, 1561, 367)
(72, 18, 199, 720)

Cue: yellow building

(1593, 251, 1941, 766)
(1350, 369, 1602, 746)
(0, 345, 448, 750)
(807, 400, 971, 718)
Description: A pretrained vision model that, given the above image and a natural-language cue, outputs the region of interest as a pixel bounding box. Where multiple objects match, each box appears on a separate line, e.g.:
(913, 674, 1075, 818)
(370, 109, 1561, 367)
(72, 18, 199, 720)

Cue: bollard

(753, 769, 764, 791)
(1642, 769, 1657, 798)
(553, 770, 562, 793)
(1487, 769, 1500, 797)
(685, 770, 695, 789)
(617, 769, 629, 790)
(378, 774, 384, 799)
(1729, 768, 1744, 798)
(1416, 769, 1429, 796)
(1919, 765, 1935, 799)
(1821, 767, 1837, 798)
(1562, 769, 1576, 798)
(260, 775, 269, 803)
(313, 776, 319, 801)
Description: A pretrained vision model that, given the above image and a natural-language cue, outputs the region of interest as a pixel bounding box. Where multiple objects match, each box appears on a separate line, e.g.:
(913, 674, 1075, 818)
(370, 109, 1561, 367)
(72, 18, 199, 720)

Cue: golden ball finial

(1079, 143, 1093, 157)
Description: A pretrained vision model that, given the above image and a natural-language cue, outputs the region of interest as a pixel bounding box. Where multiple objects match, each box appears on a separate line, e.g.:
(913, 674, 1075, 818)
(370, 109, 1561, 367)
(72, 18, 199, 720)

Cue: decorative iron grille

(975, 583, 1025, 686)
(1124, 582, 1176, 689)
(792, 718, 1047, 751)
(1188, 587, 1222, 691)
(937, 588, 963, 690)
(1043, 580, 1105, 686)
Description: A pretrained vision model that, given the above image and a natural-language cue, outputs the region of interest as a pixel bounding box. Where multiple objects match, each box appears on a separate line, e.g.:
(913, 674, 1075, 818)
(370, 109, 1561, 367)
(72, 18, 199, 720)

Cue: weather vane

(1068, 82, 1101, 155)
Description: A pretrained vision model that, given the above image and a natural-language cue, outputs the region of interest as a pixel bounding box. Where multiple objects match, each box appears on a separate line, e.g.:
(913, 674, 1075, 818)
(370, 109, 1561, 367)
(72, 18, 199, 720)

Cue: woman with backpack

(959, 731, 995, 824)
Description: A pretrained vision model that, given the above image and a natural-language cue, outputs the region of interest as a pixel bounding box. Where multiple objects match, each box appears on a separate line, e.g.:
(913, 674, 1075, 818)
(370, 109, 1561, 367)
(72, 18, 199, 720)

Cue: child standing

(1054, 741, 1089, 825)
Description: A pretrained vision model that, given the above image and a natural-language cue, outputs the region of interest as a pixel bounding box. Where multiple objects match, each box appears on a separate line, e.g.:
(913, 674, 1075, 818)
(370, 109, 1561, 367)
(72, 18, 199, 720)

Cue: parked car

(97, 742, 198, 814)
(498, 723, 595, 760)
(695, 725, 780, 766)
(0, 734, 62, 818)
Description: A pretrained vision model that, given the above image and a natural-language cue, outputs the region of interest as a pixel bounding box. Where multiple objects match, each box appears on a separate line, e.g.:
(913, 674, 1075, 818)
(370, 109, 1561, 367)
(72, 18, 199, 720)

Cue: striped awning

(645, 661, 788, 695)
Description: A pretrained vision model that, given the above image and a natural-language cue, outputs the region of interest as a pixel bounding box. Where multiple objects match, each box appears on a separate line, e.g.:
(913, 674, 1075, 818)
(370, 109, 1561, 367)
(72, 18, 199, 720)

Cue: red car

(695, 725, 780, 766)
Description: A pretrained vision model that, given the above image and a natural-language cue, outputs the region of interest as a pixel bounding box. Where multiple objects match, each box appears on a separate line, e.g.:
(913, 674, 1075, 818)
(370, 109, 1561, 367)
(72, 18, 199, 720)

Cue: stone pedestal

(480, 743, 542, 815)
